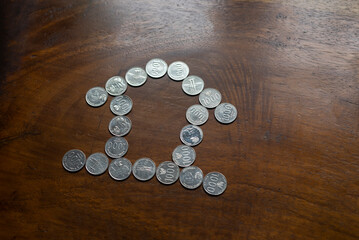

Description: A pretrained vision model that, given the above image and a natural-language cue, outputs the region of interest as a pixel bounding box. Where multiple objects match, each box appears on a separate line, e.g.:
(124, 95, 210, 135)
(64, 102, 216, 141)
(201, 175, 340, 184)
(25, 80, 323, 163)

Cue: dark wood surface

(1, 0, 359, 239)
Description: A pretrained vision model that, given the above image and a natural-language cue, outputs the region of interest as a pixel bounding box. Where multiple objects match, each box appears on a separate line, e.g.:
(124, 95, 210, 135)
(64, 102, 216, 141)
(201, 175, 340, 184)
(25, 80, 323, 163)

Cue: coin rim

(85, 87, 108, 107)
(198, 88, 222, 109)
(167, 61, 189, 81)
(145, 58, 168, 78)
(125, 67, 148, 87)
(156, 161, 180, 185)
(108, 116, 132, 137)
(85, 152, 109, 176)
(110, 95, 133, 116)
(181, 75, 204, 96)
(105, 76, 128, 96)
(214, 103, 238, 124)
(185, 104, 209, 126)
(108, 158, 132, 181)
(132, 158, 156, 181)
(179, 124, 204, 147)
(172, 145, 196, 167)
(104, 137, 129, 158)
(62, 149, 86, 172)
(179, 166, 203, 189)
(202, 171, 228, 196)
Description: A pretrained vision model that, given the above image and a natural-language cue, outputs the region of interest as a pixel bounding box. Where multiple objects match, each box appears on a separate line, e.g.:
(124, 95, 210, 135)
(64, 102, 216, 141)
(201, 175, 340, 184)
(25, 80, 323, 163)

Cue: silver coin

(186, 104, 209, 126)
(168, 61, 189, 81)
(62, 149, 86, 172)
(108, 116, 132, 137)
(125, 67, 147, 87)
(214, 103, 238, 124)
(85, 87, 108, 107)
(179, 166, 203, 189)
(105, 76, 127, 96)
(85, 152, 109, 176)
(199, 88, 222, 108)
(172, 145, 196, 167)
(105, 136, 128, 158)
(110, 95, 133, 116)
(145, 58, 168, 78)
(132, 158, 156, 181)
(182, 75, 204, 95)
(203, 172, 227, 196)
(156, 161, 180, 185)
(180, 125, 203, 147)
(108, 158, 132, 181)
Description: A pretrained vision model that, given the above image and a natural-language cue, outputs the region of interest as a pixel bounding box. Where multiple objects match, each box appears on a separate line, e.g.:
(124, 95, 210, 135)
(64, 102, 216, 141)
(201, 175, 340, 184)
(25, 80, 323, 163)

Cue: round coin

(182, 75, 204, 95)
(199, 88, 222, 108)
(85, 152, 109, 176)
(168, 61, 189, 81)
(105, 76, 127, 96)
(108, 158, 132, 181)
(125, 67, 147, 87)
(186, 104, 209, 126)
(108, 116, 132, 137)
(156, 161, 180, 185)
(62, 149, 86, 172)
(180, 125, 203, 147)
(145, 58, 168, 78)
(85, 87, 108, 107)
(179, 166, 203, 190)
(132, 158, 156, 181)
(105, 137, 128, 158)
(110, 95, 133, 116)
(203, 172, 227, 196)
(172, 145, 196, 167)
(214, 103, 238, 124)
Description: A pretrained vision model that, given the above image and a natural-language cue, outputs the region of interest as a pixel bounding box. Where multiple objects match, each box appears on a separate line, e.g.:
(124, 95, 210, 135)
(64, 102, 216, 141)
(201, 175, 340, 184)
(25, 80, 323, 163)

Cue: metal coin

(105, 76, 127, 96)
(182, 75, 204, 95)
(172, 145, 196, 167)
(179, 166, 203, 189)
(145, 58, 168, 78)
(85, 87, 108, 107)
(110, 95, 133, 116)
(168, 61, 189, 81)
(62, 149, 86, 172)
(105, 136, 128, 158)
(132, 158, 156, 181)
(180, 125, 203, 147)
(186, 104, 209, 126)
(199, 88, 222, 108)
(214, 103, 238, 124)
(125, 67, 147, 87)
(203, 172, 227, 196)
(108, 116, 132, 137)
(85, 152, 109, 176)
(156, 161, 180, 185)
(108, 158, 132, 181)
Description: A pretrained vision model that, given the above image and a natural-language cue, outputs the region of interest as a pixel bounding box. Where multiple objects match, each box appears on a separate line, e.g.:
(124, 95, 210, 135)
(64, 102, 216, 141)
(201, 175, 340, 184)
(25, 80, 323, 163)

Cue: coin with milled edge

(125, 67, 147, 87)
(182, 75, 204, 95)
(186, 104, 209, 126)
(108, 158, 132, 181)
(108, 116, 132, 137)
(85, 87, 108, 107)
(168, 61, 189, 81)
(85, 153, 109, 176)
(180, 125, 203, 147)
(146, 59, 168, 78)
(172, 145, 196, 167)
(180, 166, 203, 189)
(62, 149, 86, 172)
(105, 137, 128, 158)
(156, 161, 180, 185)
(105, 76, 127, 96)
(203, 172, 227, 196)
(132, 158, 156, 181)
(199, 88, 222, 108)
(214, 103, 238, 124)
(110, 95, 133, 116)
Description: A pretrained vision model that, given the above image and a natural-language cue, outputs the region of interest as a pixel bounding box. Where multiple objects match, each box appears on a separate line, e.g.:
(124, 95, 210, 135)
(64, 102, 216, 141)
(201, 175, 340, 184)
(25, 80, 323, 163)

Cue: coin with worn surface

(203, 172, 227, 196)
(172, 145, 196, 167)
(125, 67, 147, 87)
(105, 76, 127, 96)
(156, 161, 180, 185)
(145, 58, 168, 78)
(110, 95, 133, 116)
(85, 87, 108, 107)
(179, 166, 203, 189)
(62, 149, 86, 172)
(199, 88, 222, 108)
(168, 61, 189, 81)
(108, 158, 132, 181)
(105, 137, 128, 158)
(85, 153, 109, 176)
(214, 103, 238, 124)
(108, 116, 132, 137)
(180, 125, 203, 147)
(182, 75, 204, 95)
(132, 158, 156, 181)
(186, 104, 209, 126)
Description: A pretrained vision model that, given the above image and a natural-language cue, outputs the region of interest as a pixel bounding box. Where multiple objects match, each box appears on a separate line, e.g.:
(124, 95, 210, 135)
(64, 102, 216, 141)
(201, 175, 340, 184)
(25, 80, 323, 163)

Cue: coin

(105, 76, 127, 96)
(108, 158, 132, 181)
(108, 116, 132, 137)
(125, 67, 147, 87)
(180, 125, 203, 147)
(62, 149, 86, 172)
(85, 152, 109, 176)
(145, 58, 168, 78)
(132, 158, 156, 181)
(199, 88, 222, 108)
(182, 75, 204, 95)
(172, 145, 196, 167)
(85, 87, 108, 107)
(214, 103, 238, 124)
(110, 95, 133, 116)
(179, 166, 203, 189)
(203, 172, 227, 196)
(105, 136, 128, 158)
(167, 61, 189, 81)
(186, 104, 209, 126)
(156, 161, 180, 185)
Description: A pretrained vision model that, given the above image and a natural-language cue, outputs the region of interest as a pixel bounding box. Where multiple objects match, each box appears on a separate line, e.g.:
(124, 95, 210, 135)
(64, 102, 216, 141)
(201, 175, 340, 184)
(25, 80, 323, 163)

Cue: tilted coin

(85, 152, 109, 176)
(199, 88, 222, 108)
(145, 58, 168, 78)
(168, 61, 189, 81)
(179, 166, 203, 189)
(182, 75, 204, 95)
(203, 172, 227, 196)
(172, 145, 196, 167)
(125, 67, 147, 87)
(108, 116, 132, 137)
(156, 161, 180, 185)
(186, 104, 209, 126)
(110, 95, 133, 116)
(132, 158, 156, 181)
(105, 137, 128, 158)
(62, 149, 86, 172)
(85, 87, 108, 107)
(108, 158, 132, 181)
(214, 103, 238, 124)
(105, 76, 127, 96)
(180, 125, 203, 147)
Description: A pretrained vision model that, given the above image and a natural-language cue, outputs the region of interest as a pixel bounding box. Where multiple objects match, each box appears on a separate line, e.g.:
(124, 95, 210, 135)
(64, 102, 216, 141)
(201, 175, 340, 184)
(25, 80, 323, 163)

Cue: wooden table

(1, 1, 358, 239)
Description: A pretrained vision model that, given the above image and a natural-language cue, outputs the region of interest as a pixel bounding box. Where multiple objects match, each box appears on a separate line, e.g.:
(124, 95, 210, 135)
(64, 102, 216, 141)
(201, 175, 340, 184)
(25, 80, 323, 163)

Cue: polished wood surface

(1, 0, 359, 239)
